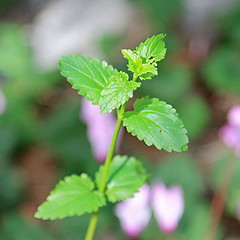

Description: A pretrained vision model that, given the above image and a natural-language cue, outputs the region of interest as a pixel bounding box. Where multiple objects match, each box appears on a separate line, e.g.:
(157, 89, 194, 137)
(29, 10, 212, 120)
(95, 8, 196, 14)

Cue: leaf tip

(182, 144, 188, 152)
(34, 211, 41, 219)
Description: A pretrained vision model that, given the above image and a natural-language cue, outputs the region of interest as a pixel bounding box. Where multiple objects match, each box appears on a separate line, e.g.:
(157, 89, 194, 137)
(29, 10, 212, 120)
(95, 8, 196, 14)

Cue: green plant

(35, 34, 189, 240)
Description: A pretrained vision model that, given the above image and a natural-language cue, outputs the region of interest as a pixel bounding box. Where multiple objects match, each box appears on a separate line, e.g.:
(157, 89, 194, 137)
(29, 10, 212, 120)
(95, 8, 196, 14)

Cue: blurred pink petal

(0, 89, 6, 115)
(219, 125, 238, 147)
(228, 106, 240, 126)
(219, 105, 240, 157)
(81, 99, 116, 162)
(152, 182, 184, 234)
(115, 185, 152, 238)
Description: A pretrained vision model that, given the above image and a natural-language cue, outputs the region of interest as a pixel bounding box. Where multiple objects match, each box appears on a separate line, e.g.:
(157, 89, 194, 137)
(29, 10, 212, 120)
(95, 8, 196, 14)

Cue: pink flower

(219, 105, 240, 156)
(0, 89, 6, 115)
(115, 185, 152, 238)
(152, 182, 184, 234)
(81, 99, 116, 163)
(115, 183, 184, 237)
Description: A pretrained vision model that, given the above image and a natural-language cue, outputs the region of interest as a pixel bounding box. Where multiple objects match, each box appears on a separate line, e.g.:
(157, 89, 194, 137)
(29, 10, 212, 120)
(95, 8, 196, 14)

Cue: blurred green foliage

(141, 63, 193, 104)
(218, 3, 240, 46)
(38, 98, 97, 177)
(0, 24, 59, 143)
(129, 0, 183, 30)
(178, 95, 210, 140)
(0, 213, 53, 240)
(203, 47, 240, 94)
(0, 164, 23, 211)
(0, 0, 240, 238)
(210, 149, 240, 219)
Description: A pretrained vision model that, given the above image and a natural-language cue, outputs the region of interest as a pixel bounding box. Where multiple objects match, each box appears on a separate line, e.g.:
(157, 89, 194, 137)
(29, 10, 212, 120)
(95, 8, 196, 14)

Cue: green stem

(99, 110, 124, 192)
(84, 212, 99, 240)
(84, 103, 126, 240)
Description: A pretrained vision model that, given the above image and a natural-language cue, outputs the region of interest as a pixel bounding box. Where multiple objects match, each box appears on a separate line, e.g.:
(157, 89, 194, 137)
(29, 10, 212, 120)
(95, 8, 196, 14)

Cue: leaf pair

(58, 56, 138, 114)
(58, 34, 166, 114)
(35, 156, 147, 220)
(122, 34, 166, 80)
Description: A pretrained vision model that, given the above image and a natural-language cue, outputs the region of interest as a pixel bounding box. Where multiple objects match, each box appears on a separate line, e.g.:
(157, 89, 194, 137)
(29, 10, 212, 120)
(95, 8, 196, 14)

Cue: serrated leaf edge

(95, 155, 147, 203)
(35, 173, 106, 220)
(122, 96, 188, 152)
(58, 55, 118, 105)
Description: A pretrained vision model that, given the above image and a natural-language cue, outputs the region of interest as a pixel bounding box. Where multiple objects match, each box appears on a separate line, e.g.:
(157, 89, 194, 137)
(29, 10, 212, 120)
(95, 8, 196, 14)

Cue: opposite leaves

(35, 174, 106, 220)
(58, 35, 167, 113)
(123, 97, 189, 152)
(58, 56, 139, 113)
(95, 155, 147, 203)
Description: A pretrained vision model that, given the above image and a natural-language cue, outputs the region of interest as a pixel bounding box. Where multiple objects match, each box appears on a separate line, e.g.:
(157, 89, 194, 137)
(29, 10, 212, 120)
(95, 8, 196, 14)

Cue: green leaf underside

(58, 55, 118, 105)
(122, 34, 166, 80)
(35, 174, 106, 220)
(99, 72, 141, 113)
(123, 97, 189, 152)
(95, 155, 147, 203)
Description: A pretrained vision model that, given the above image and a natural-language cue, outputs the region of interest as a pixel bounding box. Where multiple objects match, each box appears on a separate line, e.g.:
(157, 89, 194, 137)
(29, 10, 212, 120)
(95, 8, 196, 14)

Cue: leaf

(135, 34, 166, 62)
(122, 49, 157, 80)
(121, 49, 142, 75)
(99, 71, 141, 113)
(123, 96, 188, 152)
(95, 155, 147, 202)
(35, 174, 106, 220)
(122, 34, 166, 80)
(58, 55, 118, 105)
(138, 64, 157, 80)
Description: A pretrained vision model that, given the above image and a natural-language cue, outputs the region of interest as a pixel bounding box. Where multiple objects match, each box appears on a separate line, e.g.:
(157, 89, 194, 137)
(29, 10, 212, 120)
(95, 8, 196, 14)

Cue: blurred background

(0, 0, 240, 239)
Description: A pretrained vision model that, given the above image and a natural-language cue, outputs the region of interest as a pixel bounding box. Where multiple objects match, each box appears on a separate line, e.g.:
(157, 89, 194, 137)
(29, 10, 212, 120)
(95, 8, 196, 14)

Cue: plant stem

(84, 212, 99, 240)
(205, 155, 237, 240)
(99, 112, 124, 192)
(84, 103, 126, 240)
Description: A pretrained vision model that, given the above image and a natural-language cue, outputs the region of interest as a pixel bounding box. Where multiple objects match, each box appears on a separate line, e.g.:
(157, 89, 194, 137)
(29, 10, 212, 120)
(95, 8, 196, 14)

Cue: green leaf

(122, 34, 166, 80)
(135, 34, 166, 62)
(35, 174, 106, 220)
(95, 155, 147, 202)
(99, 71, 141, 113)
(58, 55, 118, 105)
(123, 96, 188, 152)
(122, 49, 157, 80)
(138, 65, 157, 80)
(122, 49, 142, 76)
